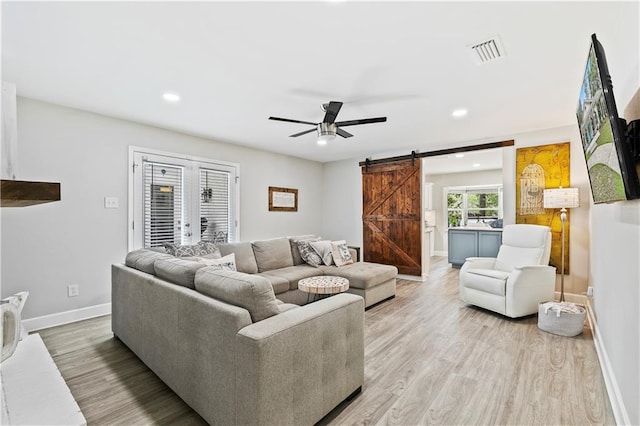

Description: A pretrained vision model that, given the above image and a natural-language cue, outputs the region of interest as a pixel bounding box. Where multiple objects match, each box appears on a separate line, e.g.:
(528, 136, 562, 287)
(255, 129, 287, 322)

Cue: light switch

(104, 197, 119, 209)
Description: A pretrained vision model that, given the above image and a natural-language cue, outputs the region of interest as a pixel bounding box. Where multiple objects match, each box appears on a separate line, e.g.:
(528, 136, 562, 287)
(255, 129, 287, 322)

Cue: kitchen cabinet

(448, 228, 503, 267)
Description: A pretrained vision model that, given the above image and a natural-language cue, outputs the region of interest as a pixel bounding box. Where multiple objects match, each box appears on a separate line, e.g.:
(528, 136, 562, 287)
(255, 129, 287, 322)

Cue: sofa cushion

(125, 249, 173, 275)
(330, 240, 354, 267)
(194, 268, 280, 323)
(255, 272, 290, 295)
(154, 257, 206, 289)
(163, 241, 221, 258)
(295, 239, 323, 267)
(252, 238, 294, 272)
(288, 235, 318, 265)
(321, 262, 397, 290)
(259, 265, 321, 291)
(218, 242, 259, 274)
(310, 240, 335, 266)
(195, 253, 237, 271)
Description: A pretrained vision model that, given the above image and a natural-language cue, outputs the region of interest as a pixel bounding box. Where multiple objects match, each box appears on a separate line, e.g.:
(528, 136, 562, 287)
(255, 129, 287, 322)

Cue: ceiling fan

(269, 101, 387, 145)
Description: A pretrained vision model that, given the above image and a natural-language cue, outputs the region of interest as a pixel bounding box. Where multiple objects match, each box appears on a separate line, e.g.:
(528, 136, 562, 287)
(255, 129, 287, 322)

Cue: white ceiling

(2, 2, 638, 166)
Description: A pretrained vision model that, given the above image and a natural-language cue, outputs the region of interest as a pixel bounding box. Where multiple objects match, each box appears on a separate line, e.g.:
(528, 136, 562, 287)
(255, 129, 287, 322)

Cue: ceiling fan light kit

(317, 123, 336, 145)
(269, 100, 386, 145)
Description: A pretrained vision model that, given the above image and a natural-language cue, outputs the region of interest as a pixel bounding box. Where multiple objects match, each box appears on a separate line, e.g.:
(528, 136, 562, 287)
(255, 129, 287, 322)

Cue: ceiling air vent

(469, 36, 506, 65)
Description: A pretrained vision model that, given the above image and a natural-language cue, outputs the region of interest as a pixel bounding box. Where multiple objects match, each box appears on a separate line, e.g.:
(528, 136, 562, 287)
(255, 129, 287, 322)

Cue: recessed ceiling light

(162, 92, 180, 102)
(452, 109, 468, 118)
(455, 153, 465, 158)
(472, 163, 481, 167)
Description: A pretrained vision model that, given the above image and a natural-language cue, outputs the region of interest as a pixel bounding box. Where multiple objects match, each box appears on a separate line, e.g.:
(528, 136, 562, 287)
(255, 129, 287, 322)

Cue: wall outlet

(587, 286, 594, 297)
(104, 197, 119, 209)
(67, 284, 79, 297)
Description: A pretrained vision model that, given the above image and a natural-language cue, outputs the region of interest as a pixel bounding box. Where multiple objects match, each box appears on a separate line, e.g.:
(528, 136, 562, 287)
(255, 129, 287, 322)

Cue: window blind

(199, 169, 230, 243)
(143, 162, 183, 248)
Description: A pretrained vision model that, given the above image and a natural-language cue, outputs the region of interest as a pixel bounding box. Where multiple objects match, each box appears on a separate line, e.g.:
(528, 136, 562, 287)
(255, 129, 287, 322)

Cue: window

(446, 185, 502, 227)
(199, 169, 231, 244)
(129, 148, 239, 250)
(144, 163, 183, 248)
(447, 192, 463, 228)
(466, 192, 500, 223)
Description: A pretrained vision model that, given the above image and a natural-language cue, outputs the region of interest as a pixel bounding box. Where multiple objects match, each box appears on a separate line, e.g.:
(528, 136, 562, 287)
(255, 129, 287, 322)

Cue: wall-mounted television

(576, 34, 640, 204)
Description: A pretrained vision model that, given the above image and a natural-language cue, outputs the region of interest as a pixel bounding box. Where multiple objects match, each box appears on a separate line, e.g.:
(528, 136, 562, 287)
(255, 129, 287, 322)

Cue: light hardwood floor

(38, 257, 614, 425)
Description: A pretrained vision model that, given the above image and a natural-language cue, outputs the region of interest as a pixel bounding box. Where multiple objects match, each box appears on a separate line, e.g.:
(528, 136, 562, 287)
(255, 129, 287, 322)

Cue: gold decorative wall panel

(516, 142, 571, 274)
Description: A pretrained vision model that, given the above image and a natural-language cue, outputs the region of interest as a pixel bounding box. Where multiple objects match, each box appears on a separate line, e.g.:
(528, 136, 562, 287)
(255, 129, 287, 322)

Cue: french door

(129, 148, 239, 250)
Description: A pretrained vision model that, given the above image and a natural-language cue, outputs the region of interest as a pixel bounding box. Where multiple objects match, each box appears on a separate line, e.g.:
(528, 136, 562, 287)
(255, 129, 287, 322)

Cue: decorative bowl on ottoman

(537, 301, 586, 337)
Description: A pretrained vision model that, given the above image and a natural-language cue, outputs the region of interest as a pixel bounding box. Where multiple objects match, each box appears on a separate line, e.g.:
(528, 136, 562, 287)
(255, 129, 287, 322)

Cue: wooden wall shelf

(1, 179, 61, 207)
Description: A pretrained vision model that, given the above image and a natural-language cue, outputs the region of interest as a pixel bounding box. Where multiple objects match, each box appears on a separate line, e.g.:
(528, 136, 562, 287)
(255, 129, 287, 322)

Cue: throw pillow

(288, 234, 318, 265)
(310, 240, 335, 266)
(164, 241, 221, 258)
(295, 239, 323, 267)
(331, 240, 354, 267)
(195, 253, 237, 271)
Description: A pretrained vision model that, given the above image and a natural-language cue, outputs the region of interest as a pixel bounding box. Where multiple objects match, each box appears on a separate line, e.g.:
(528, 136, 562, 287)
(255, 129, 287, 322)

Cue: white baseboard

(554, 292, 587, 305)
(585, 298, 630, 426)
(22, 303, 112, 332)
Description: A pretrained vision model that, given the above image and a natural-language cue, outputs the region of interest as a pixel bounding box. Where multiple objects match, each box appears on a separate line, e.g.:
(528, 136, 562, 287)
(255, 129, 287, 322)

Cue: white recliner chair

(459, 224, 556, 318)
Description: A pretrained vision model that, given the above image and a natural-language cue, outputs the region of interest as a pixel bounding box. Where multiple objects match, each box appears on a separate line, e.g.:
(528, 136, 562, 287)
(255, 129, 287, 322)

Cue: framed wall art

(268, 186, 298, 212)
(516, 142, 571, 273)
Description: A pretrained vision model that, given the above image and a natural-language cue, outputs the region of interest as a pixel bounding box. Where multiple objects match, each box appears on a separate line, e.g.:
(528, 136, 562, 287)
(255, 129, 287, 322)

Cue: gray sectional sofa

(217, 236, 397, 307)
(112, 235, 397, 425)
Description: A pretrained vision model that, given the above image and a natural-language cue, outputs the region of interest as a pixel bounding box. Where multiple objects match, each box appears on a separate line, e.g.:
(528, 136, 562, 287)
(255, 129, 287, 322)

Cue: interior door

(362, 159, 422, 276)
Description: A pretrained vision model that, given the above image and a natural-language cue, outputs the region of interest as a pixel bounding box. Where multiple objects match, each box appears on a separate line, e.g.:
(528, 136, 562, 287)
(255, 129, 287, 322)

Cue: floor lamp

(543, 187, 580, 302)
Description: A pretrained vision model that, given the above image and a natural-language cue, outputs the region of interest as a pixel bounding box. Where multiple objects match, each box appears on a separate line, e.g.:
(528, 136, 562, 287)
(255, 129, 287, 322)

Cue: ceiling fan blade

(335, 117, 387, 127)
(289, 128, 317, 137)
(322, 101, 343, 124)
(269, 116, 318, 126)
(336, 128, 354, 138)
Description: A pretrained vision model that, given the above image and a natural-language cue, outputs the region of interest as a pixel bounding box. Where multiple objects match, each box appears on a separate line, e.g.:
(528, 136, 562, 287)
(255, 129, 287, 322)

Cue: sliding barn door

(362, 160, 422, 276)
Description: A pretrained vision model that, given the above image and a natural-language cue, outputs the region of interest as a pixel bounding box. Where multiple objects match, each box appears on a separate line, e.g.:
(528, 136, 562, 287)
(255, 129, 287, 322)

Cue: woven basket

(537, 302, 586, 337)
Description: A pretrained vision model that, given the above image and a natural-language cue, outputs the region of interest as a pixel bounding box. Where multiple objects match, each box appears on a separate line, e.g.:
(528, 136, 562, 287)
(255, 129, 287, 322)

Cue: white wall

(321, 158, 362, 245)
(0, 98, 323, 320)
(591, 200, 639, 424)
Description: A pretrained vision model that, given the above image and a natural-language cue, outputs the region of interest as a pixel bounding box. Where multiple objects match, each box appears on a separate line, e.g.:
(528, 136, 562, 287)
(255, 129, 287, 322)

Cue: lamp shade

(543, 187, 580, 209)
